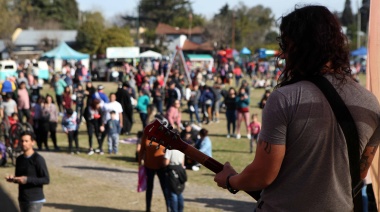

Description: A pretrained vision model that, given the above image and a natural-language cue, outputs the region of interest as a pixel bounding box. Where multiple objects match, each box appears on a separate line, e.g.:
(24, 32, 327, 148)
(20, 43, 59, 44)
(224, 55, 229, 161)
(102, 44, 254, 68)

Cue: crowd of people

(1, 3, 378, 212)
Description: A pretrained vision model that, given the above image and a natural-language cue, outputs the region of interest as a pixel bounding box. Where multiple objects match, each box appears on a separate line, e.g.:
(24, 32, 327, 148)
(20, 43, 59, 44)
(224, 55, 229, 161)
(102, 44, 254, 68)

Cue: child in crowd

(8, 112, 19, 126)
(62, 108, 79, 154)
(74, 84, 85, 126)
(248, 114, 261, 153)
(107, 111, 121, 154)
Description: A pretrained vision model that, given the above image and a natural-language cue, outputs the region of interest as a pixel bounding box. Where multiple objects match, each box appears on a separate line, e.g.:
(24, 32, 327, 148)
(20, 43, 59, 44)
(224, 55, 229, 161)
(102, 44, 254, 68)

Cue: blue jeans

(145, 167, 169, 212)
(226, 109, 236, 134)
(19, 202, 43, 212)
(168, 191, 184, 212)
(107, 133, 119, 154)
(154, 100, 163, 114)
(140, 113, 148, 129)
(189, 103, 200, 123)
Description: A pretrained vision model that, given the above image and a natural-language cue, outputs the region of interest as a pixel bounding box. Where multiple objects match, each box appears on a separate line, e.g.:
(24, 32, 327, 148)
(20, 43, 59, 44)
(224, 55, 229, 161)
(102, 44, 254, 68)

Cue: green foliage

(206, 2, 275, 51)
(97, 27, 134, 54)
(341, 0, 354, 26)
(0, 0, 20, 39)
(171, 13, 206, 28)
(16, 0, 79, 29)
(76, 20, 104, 54)
(138, 0, 204, 28)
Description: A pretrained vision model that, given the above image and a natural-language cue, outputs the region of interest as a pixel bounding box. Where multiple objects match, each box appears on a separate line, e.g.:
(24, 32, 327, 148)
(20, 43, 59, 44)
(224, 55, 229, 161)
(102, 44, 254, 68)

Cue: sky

(77, 0, 361, 21)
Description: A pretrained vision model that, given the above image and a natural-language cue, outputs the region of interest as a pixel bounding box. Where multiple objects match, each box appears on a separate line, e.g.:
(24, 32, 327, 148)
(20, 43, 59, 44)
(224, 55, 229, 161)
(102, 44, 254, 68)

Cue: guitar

(143, 119, 262, 200)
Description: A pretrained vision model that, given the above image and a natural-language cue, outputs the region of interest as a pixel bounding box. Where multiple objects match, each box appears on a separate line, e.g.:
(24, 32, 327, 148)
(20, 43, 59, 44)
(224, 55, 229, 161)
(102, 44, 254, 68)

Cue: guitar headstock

(143, 119, 187, 152)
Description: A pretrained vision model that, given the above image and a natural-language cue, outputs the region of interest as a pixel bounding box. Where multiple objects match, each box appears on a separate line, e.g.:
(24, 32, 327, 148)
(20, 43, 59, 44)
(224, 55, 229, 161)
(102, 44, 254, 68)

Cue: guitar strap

(303, 76, 363, 212)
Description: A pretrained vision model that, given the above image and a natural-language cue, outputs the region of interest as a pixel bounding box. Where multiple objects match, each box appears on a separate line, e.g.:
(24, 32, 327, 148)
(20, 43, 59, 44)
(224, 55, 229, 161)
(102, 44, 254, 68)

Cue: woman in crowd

(62, 86, 72, 112)
(40, 94, 59, 150)
(17, 82, 31, 123)
(224, 87, 237, 138)
(85, 81, 96, 107)
(152, 81, 163, 115)
(187, 84, 201, 125)
(235, 87, 251, 139)
(136, 89, 150, 129)
(83, 98, 103, 155)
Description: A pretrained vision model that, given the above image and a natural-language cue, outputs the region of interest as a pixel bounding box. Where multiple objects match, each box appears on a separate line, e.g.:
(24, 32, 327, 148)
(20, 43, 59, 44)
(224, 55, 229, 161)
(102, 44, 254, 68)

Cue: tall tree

(0, 0, 20, 39)
(206, 3, 275, 50)
(359, 0, 370, 32)
(341, 0, 354, 26)
(138, 0, 194, 27)
(76, 12, 105, 54)
(16, 0, 79, 29)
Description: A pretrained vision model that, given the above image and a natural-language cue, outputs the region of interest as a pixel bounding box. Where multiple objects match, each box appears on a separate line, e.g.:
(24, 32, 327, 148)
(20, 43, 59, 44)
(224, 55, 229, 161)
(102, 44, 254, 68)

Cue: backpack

(166, 164, 187, 195)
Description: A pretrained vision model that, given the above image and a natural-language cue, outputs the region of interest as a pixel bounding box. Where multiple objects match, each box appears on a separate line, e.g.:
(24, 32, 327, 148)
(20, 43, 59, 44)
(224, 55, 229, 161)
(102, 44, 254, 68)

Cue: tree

(16, 0, 79, 29)
(341, 0, 354, 26)
(0, 0, 20, 39)
(359, 0, 370, 32)
(76, 11, 105, 54)
(97, 27, 134, 54)
(206, 3, 275, 51)
(138, 0, 198, 28)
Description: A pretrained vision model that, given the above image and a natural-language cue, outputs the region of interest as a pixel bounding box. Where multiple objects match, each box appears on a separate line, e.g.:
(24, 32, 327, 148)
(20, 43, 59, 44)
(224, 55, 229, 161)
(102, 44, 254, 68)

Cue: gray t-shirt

(164, 149, 184, 166)
(258, 75, 380, 212)
(1, 99, 17, 117)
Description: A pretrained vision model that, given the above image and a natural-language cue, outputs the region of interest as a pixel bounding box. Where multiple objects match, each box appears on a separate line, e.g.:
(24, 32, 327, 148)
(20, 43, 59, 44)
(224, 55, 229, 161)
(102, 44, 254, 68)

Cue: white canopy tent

(139, 50, 162, 58)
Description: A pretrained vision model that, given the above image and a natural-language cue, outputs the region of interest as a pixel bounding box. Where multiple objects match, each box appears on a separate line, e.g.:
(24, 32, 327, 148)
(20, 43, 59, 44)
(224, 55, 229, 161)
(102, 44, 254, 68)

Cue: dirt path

(0, 152, 256, 212)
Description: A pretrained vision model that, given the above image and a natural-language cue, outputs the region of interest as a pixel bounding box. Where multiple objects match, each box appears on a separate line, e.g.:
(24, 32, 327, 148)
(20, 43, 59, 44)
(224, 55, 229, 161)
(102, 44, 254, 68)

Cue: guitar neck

(181, 143, 261, 201)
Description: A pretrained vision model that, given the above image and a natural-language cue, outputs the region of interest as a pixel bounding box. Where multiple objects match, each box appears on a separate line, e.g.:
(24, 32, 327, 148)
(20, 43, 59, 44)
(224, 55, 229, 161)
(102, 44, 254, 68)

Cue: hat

(98, 85, 104, 90)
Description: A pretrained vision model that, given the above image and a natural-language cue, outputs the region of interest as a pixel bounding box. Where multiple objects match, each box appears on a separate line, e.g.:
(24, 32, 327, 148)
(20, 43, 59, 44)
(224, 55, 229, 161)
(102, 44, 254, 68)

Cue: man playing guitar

(214, 5, 380, 211)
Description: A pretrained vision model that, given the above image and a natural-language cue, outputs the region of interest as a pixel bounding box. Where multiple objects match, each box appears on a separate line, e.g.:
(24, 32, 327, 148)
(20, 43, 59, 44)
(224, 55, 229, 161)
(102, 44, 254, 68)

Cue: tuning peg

(149, 141, 153, 146)
(162, 121, 167, 126)
(156, 144, 161, 150)
(168, 125, 173, 130)
(151, 137, 156, 142)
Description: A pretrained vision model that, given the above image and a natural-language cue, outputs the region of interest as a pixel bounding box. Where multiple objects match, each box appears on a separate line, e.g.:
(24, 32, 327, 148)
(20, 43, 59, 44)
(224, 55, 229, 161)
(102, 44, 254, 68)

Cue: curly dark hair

(276, 5, 351, 88)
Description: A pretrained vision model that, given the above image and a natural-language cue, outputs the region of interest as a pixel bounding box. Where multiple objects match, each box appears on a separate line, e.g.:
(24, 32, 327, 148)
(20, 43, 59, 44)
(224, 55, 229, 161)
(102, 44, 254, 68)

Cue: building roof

(182, 40, 213, 51)
(13, 29, 77, 46)
(155, 23, 204, 35)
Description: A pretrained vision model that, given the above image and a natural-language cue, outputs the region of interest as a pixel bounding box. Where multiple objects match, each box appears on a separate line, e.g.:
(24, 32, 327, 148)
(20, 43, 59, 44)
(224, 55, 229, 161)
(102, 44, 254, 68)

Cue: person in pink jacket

(166, 100, 182, 131)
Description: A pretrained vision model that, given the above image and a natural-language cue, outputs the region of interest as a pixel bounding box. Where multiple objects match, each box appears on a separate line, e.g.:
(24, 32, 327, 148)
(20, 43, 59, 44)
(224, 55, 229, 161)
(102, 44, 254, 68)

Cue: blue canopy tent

(42, 42, 89, 60)
(351, 47, 367, 56)
(240, 47, 251, 55)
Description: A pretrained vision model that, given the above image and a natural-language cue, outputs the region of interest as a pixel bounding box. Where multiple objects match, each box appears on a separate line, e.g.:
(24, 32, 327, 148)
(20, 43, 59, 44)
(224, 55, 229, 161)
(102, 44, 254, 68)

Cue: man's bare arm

(359, 145, 378, 179)
(229, 139, 285, 191)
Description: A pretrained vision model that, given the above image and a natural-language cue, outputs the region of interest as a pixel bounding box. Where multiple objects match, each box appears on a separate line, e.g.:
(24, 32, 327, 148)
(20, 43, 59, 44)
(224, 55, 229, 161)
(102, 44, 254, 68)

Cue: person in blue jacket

(192, 128, 212, 171)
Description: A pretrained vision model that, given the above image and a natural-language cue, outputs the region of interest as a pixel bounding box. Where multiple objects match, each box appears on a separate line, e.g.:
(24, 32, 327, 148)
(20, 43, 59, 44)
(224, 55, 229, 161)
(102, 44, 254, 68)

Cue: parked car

(0, 60, 17, 81)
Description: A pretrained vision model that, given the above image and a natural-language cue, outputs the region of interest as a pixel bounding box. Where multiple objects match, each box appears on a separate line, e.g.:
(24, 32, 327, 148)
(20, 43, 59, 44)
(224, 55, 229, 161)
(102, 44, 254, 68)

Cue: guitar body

(144, 119, 262, 200)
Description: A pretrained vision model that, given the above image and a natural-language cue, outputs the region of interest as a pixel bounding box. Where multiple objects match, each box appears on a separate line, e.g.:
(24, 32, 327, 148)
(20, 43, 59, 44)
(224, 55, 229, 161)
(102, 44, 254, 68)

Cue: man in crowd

(5, 131, 50, 212)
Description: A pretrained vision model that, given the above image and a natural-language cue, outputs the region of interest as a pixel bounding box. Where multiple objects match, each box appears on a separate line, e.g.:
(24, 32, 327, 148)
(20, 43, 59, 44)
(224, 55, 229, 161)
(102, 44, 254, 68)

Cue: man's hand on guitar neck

(214, 139, 285, 192)
(214, 162, 237, 189)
